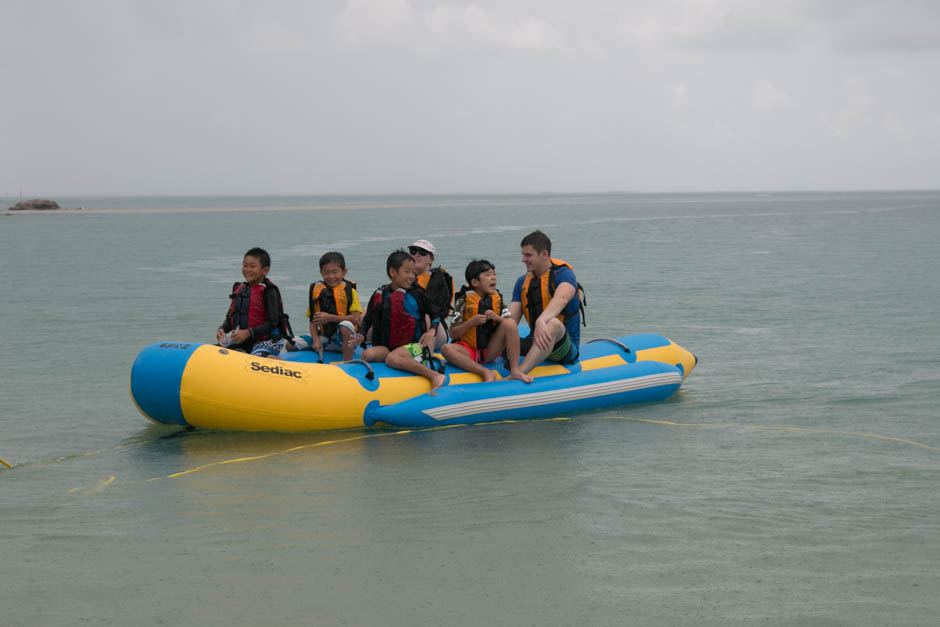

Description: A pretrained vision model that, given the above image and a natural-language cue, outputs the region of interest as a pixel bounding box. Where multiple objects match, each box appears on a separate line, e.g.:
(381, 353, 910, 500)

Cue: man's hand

(533, 318, 553, 350)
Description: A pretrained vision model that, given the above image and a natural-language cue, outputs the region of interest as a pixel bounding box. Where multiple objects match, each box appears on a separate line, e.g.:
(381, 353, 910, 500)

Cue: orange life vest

(457, 289, 503, 350)
(519, 258, 585, 328)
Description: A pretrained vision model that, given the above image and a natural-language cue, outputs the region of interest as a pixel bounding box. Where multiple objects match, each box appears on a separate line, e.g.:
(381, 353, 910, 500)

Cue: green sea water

(2, 192, 939, 625)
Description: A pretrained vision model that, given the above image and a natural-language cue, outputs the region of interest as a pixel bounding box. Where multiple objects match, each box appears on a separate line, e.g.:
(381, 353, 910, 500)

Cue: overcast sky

(2, 0, 938, 195)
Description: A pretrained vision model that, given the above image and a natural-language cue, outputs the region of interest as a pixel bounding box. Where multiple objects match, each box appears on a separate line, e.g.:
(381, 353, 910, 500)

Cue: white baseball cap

(409, 239, 436, 256)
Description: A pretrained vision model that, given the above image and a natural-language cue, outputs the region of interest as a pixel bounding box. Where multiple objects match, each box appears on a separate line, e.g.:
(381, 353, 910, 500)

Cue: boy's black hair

(319, 251, 346, 269)
(464, 259, 495, 285)
(520, 230, 551, 254)
(245, 247, 271, 268)
(386, 249, 413, 277)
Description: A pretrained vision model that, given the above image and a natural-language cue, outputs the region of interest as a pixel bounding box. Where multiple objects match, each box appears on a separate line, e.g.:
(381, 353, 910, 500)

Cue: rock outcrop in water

(10, 199, 60, 211)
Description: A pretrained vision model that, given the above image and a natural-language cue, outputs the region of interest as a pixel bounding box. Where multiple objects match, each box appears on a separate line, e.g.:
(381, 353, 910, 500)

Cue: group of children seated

(218, 231, 583, 395)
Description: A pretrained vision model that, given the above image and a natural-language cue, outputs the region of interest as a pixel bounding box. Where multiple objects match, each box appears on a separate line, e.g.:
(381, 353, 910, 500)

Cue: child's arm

(353, 292, 376, 347)
(487, 306, 512, 324)
(311, 310, 361, 326)
(313, 288, 363, 327)
(218, 316, 232, 342)
(308, 320, 323, 351)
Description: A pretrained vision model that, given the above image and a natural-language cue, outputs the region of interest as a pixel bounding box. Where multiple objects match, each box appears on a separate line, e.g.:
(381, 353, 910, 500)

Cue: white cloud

(617, 1, 800, 50)
(335, 1, 564, 52)
(251, 20, 308, 53)
(336, 0, 418, 45)
(751, 79, 796, 112)
(669, 83, 691, 110)
(803, 0, 940, 51)
(424, 3, 562, 51)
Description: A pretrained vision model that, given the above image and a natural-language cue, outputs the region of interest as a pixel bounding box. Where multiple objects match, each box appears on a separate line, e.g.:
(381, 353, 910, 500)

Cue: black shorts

(519, 332, 579, 365)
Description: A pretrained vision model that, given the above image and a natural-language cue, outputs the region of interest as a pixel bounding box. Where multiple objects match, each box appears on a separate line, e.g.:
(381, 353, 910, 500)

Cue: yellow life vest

(458, 290, 503, 350)
(309, 280, 357, 337)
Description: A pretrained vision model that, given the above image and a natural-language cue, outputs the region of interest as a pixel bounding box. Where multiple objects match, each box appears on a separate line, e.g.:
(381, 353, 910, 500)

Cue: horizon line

(3, 187, 940, 200)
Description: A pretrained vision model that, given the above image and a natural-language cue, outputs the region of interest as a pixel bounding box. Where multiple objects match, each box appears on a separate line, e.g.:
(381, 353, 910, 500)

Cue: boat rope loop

(422, 346, 447, 374)
(343, 358, 376, 380)
(585, 337, 632, 354)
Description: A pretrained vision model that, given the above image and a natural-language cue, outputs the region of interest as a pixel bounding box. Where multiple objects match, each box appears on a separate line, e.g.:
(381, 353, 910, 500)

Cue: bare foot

(481, 369, 497, 383)
(508, 369, 534, 384)
(428, 372, 446, 396)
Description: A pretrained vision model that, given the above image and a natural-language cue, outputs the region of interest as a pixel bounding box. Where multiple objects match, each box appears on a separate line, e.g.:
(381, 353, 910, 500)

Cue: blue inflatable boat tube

(129, 333, 696, 432)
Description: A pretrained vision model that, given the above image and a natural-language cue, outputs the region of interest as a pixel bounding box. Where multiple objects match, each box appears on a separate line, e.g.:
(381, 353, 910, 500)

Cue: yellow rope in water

(62, 415, 936, 492)
(0, 456, 12, 469)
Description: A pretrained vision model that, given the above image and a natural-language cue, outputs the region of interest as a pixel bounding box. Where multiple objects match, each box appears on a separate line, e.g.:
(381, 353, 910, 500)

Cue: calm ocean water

(2, 192, 939, 625)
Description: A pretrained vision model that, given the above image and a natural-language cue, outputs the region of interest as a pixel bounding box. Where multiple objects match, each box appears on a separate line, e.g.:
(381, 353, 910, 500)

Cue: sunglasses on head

(409, 247, 430, 256)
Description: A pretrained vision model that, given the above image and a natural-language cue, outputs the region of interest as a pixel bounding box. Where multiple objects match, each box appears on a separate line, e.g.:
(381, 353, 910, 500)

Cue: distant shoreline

(3, 189, 938, 216)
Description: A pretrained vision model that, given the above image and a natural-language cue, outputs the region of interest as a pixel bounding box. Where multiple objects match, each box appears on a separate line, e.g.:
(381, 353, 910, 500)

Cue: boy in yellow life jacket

(305, 251, 362, 361)
(441, 260, 533, 384)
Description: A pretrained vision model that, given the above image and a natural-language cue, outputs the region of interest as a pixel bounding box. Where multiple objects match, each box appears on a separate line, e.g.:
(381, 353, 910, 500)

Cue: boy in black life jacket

(352, 250, 446, 395)
(217, 247, 292, 358)
(305, 251, 362, 361)
(442, 260, 533, 384)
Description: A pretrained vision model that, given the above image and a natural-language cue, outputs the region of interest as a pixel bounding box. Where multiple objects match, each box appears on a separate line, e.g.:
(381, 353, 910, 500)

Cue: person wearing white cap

(409, 239, 454, 351)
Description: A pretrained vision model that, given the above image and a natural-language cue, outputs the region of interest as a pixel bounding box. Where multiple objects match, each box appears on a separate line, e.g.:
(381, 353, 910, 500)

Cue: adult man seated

(509, 230, 581, 374)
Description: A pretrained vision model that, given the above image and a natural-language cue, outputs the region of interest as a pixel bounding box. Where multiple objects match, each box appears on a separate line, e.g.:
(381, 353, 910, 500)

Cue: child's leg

(386, 345, 446, 394)
(486, 320, 533, 383)
(441, 343, 496, 382)
(361, 346, 389, 363)
(338, 326, 356, 362)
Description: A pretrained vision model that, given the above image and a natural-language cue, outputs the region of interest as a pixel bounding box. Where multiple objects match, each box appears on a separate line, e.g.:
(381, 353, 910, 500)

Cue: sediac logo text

(250, 361, 303, 379)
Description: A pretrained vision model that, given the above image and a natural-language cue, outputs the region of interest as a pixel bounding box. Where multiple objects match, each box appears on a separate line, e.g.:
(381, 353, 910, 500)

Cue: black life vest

(309, 280, 357, 338)
(365, 285, 428, 350)
(416, 266, 454, 324)
(227, 279, 293, 341)
(455, 287, 503, 351)
(520, 258, 586, 329)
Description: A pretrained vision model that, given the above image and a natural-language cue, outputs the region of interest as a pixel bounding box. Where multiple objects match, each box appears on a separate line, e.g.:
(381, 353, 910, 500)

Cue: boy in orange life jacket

(351, 250, 446, 394)
(216, 247, 290, 357)
(441, 260, 533, 384)
(306, 251, 362, 361)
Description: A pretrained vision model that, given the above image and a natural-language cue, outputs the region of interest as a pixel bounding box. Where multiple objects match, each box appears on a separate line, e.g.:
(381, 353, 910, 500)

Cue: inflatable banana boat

(130, 333, 696, 432)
